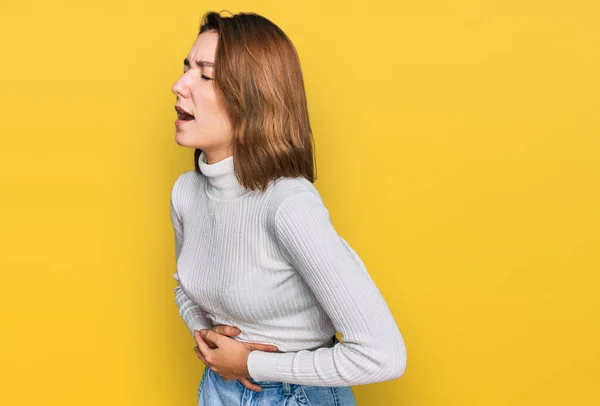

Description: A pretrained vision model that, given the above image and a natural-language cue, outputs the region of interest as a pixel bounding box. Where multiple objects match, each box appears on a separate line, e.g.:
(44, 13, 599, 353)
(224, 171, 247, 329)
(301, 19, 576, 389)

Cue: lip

(175, 118, 194, 126)
(175, 105, 193, 116)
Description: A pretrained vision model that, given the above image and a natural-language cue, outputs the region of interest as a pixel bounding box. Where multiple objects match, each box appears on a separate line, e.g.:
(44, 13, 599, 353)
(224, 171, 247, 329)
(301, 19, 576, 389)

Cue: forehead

(187, 31, 219, 65)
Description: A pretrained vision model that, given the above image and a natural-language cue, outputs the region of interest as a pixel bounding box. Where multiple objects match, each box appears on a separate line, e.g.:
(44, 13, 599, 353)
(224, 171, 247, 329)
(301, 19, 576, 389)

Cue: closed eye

(182, 69, 213, 81)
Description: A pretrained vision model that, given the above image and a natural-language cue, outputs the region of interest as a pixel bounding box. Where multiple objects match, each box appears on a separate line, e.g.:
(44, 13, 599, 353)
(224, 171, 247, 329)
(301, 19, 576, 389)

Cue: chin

(174, 133, 194, 148)
(175, 133, 208, 150)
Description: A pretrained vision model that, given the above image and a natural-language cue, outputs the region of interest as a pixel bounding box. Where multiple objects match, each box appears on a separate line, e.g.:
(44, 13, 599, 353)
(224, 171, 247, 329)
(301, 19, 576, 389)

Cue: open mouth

(175, 106, 195, 122)
(177, 111, 195, 121)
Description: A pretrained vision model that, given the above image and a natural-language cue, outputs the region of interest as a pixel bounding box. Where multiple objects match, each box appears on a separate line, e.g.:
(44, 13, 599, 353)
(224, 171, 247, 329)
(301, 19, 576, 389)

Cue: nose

(172, 76, 186, 97)
(171, 80, 182, 97)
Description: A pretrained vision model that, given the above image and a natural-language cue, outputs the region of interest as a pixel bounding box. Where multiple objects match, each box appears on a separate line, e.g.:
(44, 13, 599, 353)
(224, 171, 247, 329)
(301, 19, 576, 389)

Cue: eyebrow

(183, 58, 214, 68)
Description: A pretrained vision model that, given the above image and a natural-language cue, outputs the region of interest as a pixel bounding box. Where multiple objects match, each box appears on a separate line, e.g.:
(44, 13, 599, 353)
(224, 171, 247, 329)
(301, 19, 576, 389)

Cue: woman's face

(171, 31, 233, 162)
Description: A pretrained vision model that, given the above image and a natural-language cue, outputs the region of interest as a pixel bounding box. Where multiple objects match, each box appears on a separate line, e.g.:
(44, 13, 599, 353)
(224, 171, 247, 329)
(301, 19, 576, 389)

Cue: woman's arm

(170, 184, 213, 337)
(247, 190, 407, 386)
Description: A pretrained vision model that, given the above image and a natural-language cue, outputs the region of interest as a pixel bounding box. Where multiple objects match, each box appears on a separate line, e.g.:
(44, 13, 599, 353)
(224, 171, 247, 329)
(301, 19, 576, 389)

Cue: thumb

(245, 342, 279, 352)
(212, 325, 241, 337)
(201, 329, 222, 347)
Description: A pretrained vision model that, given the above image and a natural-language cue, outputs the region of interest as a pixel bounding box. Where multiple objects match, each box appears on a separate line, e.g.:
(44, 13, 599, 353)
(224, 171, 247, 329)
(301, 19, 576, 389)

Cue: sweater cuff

(188, 319, 213, 337)
(247, 350, 294, 382)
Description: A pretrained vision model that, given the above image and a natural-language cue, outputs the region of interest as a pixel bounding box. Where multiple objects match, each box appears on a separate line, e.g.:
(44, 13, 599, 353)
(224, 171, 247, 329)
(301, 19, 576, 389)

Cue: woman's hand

(193, 326, 279, 392)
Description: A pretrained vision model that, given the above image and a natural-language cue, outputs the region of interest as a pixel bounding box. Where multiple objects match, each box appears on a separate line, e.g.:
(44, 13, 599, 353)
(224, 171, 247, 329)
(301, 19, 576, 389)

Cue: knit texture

(170, 151, 407, 386)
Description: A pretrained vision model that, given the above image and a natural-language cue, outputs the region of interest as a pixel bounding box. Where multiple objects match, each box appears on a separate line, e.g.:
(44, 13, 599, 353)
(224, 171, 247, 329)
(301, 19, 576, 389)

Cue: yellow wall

(1, 1, 598, 405)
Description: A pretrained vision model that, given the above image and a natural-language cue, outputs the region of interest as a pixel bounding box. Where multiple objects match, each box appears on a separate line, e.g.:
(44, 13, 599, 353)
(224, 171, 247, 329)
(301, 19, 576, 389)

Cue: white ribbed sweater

(170, 151, 406, 386)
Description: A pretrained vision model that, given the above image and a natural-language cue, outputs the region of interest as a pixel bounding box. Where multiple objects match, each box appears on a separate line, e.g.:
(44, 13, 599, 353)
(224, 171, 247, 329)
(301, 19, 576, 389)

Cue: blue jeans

(197, 336, 357, 405)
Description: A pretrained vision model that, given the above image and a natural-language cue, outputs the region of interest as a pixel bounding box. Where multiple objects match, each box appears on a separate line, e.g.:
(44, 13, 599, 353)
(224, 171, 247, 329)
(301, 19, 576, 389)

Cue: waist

(208, 314, 337, 352)
(235, 333, 337, 353)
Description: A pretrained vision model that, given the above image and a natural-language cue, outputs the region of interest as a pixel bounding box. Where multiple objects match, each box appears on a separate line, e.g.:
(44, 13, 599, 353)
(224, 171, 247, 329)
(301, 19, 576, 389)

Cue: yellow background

(1, 1, 598, 405)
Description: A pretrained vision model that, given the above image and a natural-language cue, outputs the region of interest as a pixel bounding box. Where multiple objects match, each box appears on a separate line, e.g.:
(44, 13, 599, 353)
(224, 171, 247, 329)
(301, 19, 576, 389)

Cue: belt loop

(282, 382, 291, 395)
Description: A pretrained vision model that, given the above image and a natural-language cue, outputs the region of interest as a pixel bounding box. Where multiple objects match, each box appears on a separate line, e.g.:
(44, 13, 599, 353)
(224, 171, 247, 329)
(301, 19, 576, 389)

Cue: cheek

(194, 92, 230, 127)
(193, 90, 217, 117)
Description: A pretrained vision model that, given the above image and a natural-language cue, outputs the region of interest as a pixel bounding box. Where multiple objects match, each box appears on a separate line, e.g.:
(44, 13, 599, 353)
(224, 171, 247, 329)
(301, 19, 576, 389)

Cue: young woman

(170, 11, 407, 405)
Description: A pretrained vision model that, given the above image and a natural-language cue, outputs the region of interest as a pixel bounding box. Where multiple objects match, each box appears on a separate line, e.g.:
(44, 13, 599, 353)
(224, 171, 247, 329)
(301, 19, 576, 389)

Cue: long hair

(193, 11, 316, 191)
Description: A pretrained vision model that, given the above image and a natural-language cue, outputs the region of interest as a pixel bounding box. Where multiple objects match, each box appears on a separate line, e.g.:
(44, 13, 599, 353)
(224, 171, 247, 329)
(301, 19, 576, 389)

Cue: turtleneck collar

(198, 151, 248, 200)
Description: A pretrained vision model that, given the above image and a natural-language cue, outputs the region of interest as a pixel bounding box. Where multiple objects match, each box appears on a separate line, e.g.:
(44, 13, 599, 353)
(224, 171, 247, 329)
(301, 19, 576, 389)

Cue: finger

(201, 335, 218, 350)
(245, 343, 279, 352)
(201, 329, 224, 348)
(212, 325, 241, 337)
(194, 330, 213, 358)
(239, 378, 263, 392)
(200, 330, 220, 348)
(193, 346, 209, 365)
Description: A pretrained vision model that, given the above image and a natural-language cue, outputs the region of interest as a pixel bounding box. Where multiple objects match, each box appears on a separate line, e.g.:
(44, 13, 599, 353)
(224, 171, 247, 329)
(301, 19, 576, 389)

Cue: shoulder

(172, 170, 205, 193)
(262, 177, 329, 228)
(171, 170, 205, 206)
(263, 176, 323, 209)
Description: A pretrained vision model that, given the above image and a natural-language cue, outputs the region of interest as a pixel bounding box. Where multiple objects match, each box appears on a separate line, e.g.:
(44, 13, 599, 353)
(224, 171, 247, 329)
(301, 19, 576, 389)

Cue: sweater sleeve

(170, 182, 213, 338)
(246, 191, 407, 386)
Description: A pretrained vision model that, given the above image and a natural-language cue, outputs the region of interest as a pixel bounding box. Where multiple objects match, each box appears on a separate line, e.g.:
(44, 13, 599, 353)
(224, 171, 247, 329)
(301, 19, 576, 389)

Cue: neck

(203, 148, 233, 165)
(198, 151, 248, 200)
